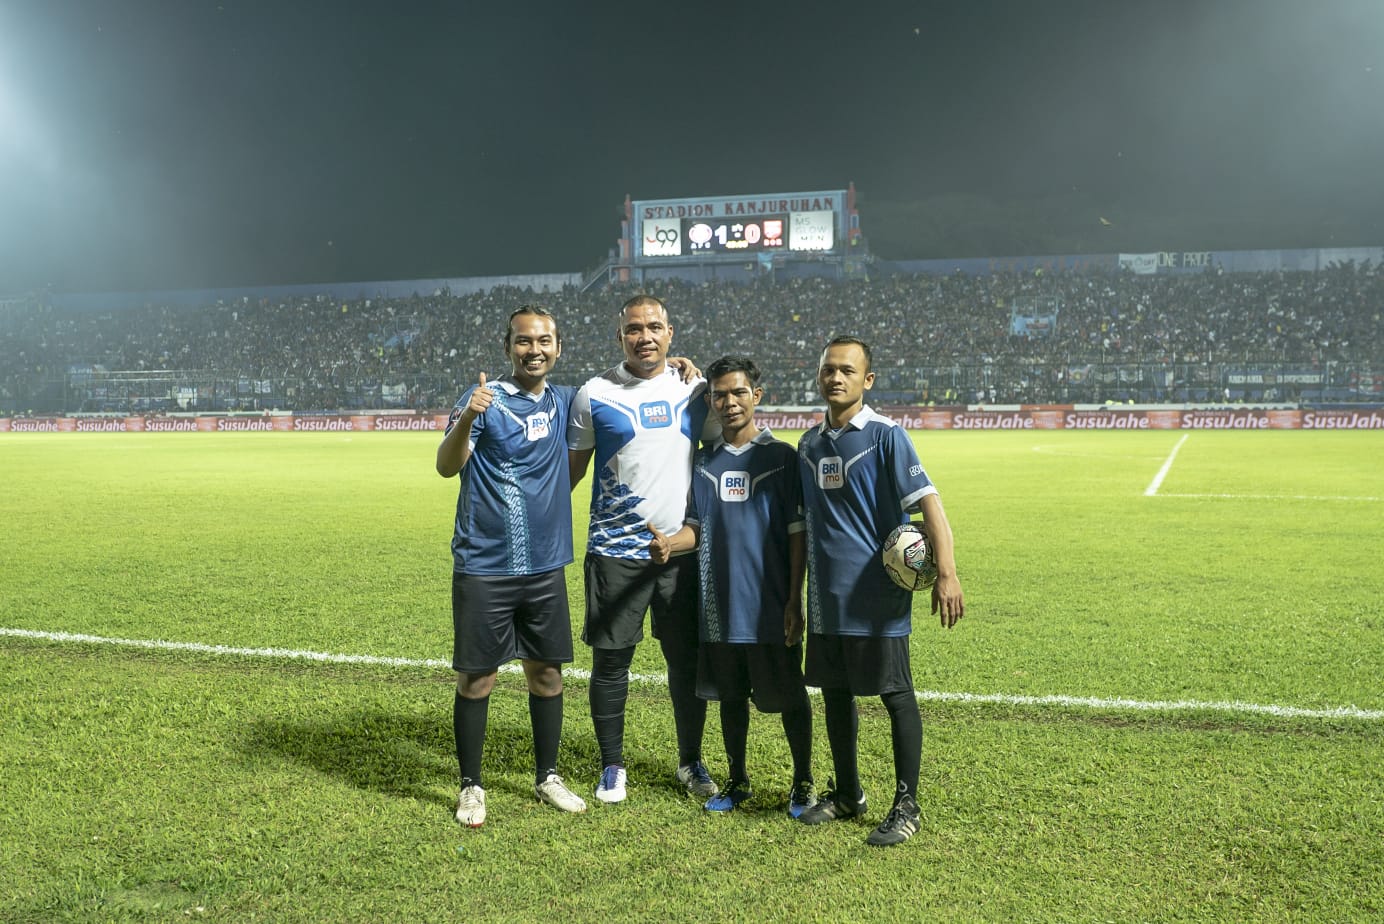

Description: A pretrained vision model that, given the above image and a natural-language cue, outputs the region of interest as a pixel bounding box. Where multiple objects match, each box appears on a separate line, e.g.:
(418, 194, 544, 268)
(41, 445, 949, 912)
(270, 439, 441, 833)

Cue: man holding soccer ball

(796, 335, 964, 846)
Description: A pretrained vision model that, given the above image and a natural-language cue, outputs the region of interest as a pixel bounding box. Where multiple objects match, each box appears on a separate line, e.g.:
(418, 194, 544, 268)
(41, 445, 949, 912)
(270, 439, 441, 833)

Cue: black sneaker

(866, 794, 920, 846)
(796, 778, 866, 825)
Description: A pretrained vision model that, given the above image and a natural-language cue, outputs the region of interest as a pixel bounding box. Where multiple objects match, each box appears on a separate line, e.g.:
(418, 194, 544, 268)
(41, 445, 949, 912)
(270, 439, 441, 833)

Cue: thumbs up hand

(647, 522, 672, 565)
(461, 372, 494, 424)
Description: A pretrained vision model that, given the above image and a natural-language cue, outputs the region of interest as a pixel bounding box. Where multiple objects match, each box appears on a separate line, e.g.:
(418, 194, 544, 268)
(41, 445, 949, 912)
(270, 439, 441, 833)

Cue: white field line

(5, 626, 1382, 722)
(1152, 493, 1380, 502)
(1143, 433, 1189, 496)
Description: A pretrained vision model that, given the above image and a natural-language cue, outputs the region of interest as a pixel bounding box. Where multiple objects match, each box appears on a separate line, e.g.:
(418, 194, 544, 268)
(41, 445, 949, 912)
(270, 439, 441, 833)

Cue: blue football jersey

(447, 378, 575, 576)
(686, 429, 805, 644)
(797, 406, 937, 637)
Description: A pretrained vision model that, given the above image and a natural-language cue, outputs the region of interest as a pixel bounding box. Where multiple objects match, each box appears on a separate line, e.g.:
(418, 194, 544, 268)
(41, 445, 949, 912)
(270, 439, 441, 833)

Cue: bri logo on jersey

(817, 456, 844, 490)
(718, 470, 751, 502)
(526, 412, 551, 441)
(638, 401, 673, 429)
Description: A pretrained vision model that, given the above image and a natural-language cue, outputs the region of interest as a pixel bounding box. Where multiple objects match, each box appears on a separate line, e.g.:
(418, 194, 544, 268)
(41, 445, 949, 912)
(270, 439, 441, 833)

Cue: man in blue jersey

(436, 305, 587, 826)
(648, 356, 816, 817)
(796, 335, 965, 847)
(568, 294, 721, 804)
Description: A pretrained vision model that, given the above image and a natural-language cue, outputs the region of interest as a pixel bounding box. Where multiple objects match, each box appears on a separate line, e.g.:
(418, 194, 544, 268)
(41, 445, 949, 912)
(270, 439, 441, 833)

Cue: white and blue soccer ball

(881, 522, 938, 592)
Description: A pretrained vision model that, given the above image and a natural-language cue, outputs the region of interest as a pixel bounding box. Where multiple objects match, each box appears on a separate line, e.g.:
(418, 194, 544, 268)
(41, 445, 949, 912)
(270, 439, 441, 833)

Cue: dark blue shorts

(451, 567, 573, 673)
(803, 633, 914, 697)
(696, 641, 810, 714)
(581, 552, 698, 653)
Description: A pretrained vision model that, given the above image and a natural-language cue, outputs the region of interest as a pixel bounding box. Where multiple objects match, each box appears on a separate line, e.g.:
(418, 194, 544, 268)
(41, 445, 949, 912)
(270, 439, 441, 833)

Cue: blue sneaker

(704, 781, 752, 812)
(676, 761, 719, 798)
(787, 779, 816, 819)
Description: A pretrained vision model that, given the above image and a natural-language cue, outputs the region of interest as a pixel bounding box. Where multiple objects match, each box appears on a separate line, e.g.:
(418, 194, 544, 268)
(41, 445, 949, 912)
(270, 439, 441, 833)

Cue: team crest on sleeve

(718, 470, 751, 502)
(817, 456, 844, 489)
(525, 411, 551, 441)
(638, 401, 672, 429)
(909, 463, 924, 477)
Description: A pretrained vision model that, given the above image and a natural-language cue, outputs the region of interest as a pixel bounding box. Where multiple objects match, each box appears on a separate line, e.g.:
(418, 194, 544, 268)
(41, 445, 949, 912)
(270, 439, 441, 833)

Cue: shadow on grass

(241, 707, 500, 808)
(239, 700, 715, 814)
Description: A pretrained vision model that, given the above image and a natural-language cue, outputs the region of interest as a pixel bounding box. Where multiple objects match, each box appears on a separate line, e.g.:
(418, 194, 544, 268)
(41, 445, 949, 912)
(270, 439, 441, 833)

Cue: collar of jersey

(713, 426, 775, 454)
(493, 375, 549, 398)
(614, 363, 673, 384)
(820, 404, 873, 435)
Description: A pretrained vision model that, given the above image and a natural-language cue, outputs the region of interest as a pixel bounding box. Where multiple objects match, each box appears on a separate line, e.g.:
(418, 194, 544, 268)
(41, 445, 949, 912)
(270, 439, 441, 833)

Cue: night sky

(1, 0, 1380, 293)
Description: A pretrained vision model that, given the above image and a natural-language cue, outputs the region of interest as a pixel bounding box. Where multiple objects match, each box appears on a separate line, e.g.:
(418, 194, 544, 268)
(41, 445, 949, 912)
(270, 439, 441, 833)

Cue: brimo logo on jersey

(719, 471, 751, 502)
(817, 456, 844, 490)
(639, 401, 672, 429)
(525, 412, 551, 441)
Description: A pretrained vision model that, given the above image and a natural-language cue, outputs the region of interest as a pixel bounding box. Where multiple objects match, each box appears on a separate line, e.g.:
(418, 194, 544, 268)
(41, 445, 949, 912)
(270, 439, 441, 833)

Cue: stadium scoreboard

(630, 189, 851, 264)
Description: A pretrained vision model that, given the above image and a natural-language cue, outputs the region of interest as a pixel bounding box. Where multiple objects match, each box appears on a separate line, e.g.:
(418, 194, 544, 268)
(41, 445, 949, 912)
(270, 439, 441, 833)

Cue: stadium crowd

(2, 262, 1381, 412)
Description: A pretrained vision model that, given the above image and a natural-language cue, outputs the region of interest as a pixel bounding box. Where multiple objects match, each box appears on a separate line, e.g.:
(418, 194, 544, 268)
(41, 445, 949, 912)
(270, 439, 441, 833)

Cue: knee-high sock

(719, 698, 751, 784)
(454, 691, 489, 787)
(659, 635, 706, 766)
(589, 647, 633, 767)
(529, 690, 563, 783)
(881, 689, 922, 804)
(779, 697, 814, 786)
(821, 688, 861, 801)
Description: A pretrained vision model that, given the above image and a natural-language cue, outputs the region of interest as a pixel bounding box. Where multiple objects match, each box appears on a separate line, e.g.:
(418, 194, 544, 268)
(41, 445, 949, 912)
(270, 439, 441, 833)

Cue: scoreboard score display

(633, 190, 848, 263)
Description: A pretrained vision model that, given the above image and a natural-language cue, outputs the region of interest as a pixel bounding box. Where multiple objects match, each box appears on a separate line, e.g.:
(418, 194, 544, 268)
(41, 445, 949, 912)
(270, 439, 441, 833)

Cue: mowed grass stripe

(7, 626, 1382, 722)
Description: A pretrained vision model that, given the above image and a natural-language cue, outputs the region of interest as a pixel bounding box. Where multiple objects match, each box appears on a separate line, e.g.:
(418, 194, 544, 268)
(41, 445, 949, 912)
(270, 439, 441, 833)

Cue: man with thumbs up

(437, 305, 586, 827)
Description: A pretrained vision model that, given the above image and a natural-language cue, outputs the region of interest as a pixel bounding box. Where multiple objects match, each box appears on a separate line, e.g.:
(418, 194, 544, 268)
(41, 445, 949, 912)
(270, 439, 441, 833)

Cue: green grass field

(2, 430, 1382, 922)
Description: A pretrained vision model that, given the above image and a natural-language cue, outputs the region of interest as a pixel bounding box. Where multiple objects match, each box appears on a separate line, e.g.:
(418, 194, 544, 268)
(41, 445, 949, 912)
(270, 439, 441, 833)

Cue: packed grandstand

(2, 255, 1381, 416)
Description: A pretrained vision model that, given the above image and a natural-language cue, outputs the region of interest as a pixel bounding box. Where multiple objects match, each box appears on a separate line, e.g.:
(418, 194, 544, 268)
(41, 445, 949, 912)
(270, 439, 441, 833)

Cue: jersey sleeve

(565, 384, 595, 450)
(684, 453, 710, 528)
(785, 445, 807, 534)
(886, 425, 936, 512)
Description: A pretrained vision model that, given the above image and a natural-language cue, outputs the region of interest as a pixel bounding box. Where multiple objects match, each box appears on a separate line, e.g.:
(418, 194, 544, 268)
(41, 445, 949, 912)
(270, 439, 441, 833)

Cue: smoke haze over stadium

(1, 0, 1380, 293)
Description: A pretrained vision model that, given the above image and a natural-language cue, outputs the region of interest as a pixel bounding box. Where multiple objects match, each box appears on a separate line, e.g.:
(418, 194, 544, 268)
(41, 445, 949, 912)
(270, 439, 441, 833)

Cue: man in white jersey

(796, 335, 965, 847)
(568, 294, 721, 804)
(649, 356, 816, 817)
(437, 306, 587, 827)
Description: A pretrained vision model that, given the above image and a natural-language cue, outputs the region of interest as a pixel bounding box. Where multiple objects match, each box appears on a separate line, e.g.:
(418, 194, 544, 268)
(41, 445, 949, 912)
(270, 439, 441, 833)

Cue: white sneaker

(536, 773, 587, 813)
(595, 765, 627, 804)
(455, 784, 486, 827)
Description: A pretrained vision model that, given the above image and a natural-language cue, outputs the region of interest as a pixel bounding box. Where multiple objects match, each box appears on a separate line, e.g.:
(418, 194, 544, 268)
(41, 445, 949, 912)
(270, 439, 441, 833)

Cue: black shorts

(451, 568, 573, 673)
(581, 552, 698, 652)
(803, 633, 915, 697)
(696, 641, 810, 714)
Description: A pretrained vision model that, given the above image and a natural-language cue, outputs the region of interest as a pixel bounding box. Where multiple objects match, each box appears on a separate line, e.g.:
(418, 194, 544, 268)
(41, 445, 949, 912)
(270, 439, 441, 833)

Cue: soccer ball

(881, 523, 937, 592)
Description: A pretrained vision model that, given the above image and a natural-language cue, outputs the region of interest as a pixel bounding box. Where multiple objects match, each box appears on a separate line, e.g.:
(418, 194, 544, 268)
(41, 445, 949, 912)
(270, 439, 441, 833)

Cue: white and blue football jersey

(567, 364, 718, 559)
(797, 406, 937, 637)
(686, 429, 805, 645)
(447, 378, 575, 576)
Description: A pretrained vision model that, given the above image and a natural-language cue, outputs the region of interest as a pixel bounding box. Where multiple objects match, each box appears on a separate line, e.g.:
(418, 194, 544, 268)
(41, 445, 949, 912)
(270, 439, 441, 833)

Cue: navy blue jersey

(446, 378, 576, 576)
(797, 406, 937, 637)
(686, 429, 805, 645)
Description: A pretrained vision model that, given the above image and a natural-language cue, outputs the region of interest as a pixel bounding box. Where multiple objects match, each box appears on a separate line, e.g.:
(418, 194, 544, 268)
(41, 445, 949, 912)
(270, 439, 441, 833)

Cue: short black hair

(618, 293, 668, 320)
(706, 355, 761, 386)
(821, 335, 872, 372)
(505, 305, 560, 347)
